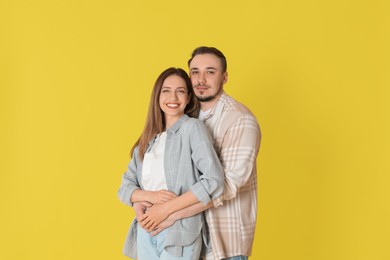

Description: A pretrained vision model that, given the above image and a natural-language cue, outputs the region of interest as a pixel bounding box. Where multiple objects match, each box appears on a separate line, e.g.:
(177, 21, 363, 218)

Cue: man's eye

(207, 71, 215, 74)
(191, 71, 199, 75)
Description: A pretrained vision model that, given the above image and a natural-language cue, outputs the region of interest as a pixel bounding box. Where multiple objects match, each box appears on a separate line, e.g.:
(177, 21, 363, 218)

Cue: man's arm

(148, 201, 213, 235)
(147, 114, 260, 234)
(138, 190, 202, 231)
(221, 114, 261, 200)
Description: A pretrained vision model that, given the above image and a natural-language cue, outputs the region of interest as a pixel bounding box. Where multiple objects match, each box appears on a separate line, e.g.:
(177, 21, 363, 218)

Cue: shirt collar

(146, 114, 189, 151)
(166, 114, 189, 134)
(203, 91, 228, 120)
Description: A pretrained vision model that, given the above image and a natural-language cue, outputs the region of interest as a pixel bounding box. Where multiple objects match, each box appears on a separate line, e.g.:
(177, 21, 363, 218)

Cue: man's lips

(195, 86, 209, 90)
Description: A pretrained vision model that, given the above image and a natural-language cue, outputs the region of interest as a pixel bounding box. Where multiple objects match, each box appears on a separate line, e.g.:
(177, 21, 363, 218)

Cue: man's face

(189, 54, 227, 103)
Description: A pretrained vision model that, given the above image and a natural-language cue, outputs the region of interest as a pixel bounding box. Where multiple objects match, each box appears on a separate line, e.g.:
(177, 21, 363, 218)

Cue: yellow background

(1, 0, 389, 259)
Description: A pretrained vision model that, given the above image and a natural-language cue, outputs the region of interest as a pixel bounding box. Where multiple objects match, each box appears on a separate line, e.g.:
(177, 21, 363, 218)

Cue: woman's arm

(131, 189, 177, 204)
(117, 150, 141, 207)
(118, 147, 177, 207)
(188, 119, 224, 206)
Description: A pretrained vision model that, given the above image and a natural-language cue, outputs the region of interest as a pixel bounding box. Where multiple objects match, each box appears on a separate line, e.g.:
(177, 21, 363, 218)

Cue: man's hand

(150, 212, 177, 236)
(139, 191, 201, 231)
(138, 203, 170, 232)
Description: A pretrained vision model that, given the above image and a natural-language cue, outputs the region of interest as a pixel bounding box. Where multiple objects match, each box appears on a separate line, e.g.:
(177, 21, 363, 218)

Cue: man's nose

(198, 73, 206, 85)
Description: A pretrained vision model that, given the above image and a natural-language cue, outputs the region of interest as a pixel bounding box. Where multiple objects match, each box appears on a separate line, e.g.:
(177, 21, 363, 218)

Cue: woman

(118, 67, 224, 259)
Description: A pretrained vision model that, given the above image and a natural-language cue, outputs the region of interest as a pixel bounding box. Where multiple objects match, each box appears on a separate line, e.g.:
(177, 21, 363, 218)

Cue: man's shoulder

(221, 94, 258, 121)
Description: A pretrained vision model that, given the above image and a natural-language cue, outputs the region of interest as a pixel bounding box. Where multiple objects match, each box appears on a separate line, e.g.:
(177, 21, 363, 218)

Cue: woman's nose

(170, 91, 178, 100)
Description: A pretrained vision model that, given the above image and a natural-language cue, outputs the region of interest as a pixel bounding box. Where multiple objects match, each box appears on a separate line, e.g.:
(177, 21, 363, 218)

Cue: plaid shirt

(202, 92, 261, 259)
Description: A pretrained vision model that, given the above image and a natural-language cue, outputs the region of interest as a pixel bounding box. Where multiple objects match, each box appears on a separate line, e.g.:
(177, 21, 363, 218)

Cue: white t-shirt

(199, 108, 212, 121)
(141, 132, 168, 191)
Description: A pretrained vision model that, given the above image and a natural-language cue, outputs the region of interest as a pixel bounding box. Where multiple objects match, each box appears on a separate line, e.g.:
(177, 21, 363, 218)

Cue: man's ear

(223, 72, 228, 84)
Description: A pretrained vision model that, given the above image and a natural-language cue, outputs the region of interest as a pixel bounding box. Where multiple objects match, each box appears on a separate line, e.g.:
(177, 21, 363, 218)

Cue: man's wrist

(165, 201, 176, 215)
(170, 211, 180, 221)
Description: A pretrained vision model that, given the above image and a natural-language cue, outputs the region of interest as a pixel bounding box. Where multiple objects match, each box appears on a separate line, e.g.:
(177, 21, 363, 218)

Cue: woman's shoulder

(130, 145, 140, 161)
(183, 116, 206, 128)
(180, 117, 210, 137)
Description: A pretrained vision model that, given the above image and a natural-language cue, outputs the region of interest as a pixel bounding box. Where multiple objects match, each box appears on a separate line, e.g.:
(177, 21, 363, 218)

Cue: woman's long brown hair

(130, 67, 199, 160)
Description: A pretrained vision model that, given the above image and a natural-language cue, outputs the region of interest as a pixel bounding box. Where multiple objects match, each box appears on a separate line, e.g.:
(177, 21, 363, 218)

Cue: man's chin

(196, 95, 215, 102)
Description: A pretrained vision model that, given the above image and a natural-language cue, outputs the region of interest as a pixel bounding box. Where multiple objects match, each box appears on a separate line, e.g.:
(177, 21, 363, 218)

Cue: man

(139, 46, 261, 259)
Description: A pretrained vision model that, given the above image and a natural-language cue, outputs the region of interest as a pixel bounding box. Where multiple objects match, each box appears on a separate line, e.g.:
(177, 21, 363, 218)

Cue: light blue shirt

(118, 114, 224, 258)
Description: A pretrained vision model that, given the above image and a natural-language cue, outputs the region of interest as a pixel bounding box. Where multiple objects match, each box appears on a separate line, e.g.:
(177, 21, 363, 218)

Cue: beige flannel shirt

(202, 92, 261, 259)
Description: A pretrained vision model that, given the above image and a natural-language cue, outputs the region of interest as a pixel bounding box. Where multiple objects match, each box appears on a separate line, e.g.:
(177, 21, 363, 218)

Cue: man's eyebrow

(190, 67, 217, 70)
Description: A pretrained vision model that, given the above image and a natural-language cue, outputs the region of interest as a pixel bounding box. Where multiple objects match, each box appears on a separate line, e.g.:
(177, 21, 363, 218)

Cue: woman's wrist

(131, 189, 149, 203)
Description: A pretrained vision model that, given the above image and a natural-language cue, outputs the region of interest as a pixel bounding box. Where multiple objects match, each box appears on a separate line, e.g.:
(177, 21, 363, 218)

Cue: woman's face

(159, 75, 189, 127)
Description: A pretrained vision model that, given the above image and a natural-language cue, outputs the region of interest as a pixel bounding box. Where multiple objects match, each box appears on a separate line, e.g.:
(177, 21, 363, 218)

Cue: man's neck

(200, 92, 223, 111)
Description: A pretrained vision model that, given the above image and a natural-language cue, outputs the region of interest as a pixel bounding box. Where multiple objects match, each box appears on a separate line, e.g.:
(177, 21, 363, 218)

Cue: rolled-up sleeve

(117, 149, 141, 207)
(221, 115, 261, 201)
(189, 120, 224, 206)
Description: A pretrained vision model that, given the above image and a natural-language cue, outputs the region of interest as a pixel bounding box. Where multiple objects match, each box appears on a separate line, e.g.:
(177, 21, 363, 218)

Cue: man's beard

(196, 94, 216, 102)
(195, 85, 223, 102)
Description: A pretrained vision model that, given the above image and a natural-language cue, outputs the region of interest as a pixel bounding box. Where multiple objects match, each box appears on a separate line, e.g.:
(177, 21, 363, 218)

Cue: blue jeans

(137, 226, 202, 260)
(222, 256, 248, 260)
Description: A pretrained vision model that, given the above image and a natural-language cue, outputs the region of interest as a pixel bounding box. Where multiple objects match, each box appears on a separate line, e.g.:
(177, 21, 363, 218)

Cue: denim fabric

(137, 226, 202, 260)
(222, 256, 248, 260)
(203, 251, 248, 260)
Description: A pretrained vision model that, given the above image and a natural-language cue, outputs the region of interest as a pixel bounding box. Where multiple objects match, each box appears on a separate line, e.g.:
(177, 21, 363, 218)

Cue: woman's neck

(165, 115, 182, 130)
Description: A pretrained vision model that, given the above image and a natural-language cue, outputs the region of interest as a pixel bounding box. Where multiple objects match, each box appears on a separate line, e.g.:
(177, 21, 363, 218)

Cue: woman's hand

(131, 189, 177, 205)
(148, 190, 177, 204)
(133, 201, 152, 221)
